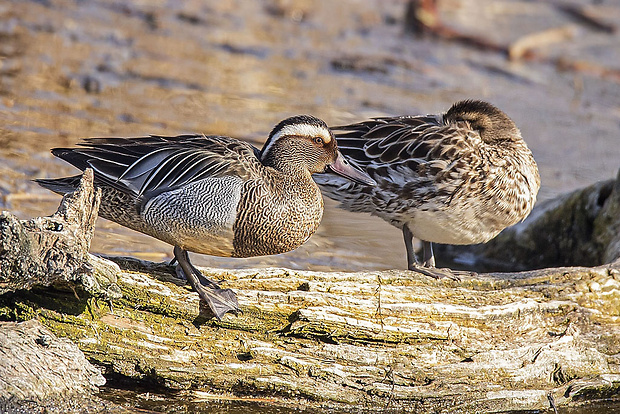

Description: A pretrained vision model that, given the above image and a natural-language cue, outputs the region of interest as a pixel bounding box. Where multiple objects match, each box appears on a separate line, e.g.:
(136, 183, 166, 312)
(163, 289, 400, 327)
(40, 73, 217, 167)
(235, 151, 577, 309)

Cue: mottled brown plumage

(316, 100, 540, 277)
(37, 115, 374, 319)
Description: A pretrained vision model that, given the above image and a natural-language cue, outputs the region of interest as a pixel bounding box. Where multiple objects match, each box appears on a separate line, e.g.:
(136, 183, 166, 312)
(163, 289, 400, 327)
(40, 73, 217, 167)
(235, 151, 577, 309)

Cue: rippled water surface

(98, 385, 620, 414)
(4, 0, 620, 275)
(2, 0, 619, 273)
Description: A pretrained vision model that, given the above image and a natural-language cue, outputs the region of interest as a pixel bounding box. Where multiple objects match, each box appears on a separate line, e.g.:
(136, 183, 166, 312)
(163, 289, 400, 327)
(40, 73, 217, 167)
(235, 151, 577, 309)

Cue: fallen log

(0, 319, 111, 413)
(0, 172, 619, 412)
(0, 168, 120, 300)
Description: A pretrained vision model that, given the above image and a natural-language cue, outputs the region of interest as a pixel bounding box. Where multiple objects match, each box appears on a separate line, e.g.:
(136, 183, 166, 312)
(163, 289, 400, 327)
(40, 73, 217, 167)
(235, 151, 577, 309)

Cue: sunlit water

(2, 0, 619, 273)
(99, 386, 620, 414)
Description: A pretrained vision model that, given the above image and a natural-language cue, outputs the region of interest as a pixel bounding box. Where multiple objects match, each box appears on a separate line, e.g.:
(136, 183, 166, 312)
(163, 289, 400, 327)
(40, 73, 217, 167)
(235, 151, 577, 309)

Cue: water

(2, 0, 619, 273)
(1, 0, 620, 411)
(99, 385, 620, 413)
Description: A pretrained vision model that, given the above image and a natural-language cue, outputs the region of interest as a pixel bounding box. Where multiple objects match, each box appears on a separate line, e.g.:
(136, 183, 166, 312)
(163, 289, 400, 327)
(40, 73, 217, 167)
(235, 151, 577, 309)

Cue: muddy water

(1, 0, 619, 274)
(99, 385, 620, 414)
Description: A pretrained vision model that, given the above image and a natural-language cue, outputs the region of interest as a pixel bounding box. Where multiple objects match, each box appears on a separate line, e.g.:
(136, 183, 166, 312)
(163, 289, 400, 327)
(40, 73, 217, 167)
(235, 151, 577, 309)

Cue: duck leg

(402, 225, 419, 270)
(402, 226, 464, 281)
(173, 246, 239, 320)
(422, 241, 436, 267)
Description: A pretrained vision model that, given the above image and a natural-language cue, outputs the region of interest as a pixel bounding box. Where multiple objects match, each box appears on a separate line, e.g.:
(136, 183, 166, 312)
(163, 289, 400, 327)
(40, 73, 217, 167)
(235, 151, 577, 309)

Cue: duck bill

(327, 152, 376, 186)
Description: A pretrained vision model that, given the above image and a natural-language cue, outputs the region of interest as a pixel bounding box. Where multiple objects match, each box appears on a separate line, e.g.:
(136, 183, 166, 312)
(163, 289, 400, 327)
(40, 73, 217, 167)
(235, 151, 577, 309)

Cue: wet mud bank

(1, 0, 620, 412)
(2, 0, 620, 271)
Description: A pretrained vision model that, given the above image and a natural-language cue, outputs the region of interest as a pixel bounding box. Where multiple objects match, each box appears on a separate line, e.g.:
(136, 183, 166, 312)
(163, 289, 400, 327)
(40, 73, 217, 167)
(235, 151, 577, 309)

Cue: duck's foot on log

(408, 263, 476, 281)
(173, 247, 239, 321)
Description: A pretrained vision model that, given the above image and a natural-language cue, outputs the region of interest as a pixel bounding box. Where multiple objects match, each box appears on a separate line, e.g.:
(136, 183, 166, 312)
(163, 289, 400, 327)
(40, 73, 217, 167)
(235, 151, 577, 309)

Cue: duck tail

(34, 175, 82, 196)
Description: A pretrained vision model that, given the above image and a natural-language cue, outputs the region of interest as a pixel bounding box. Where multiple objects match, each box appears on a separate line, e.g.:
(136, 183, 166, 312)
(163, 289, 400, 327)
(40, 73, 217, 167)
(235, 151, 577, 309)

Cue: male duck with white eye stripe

(315, 100, 540, 279)
(37, 115, 375, 320)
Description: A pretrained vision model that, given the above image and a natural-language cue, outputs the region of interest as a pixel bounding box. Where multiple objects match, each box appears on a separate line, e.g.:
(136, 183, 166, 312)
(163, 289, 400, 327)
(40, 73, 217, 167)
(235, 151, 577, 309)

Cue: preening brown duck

(316, 100, 540, 278)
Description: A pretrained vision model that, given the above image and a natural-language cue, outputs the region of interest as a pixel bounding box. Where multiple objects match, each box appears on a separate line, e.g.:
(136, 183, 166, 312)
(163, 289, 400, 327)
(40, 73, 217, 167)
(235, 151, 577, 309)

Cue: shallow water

(99, 385, 620, 414)
(3, 0, 619, 274)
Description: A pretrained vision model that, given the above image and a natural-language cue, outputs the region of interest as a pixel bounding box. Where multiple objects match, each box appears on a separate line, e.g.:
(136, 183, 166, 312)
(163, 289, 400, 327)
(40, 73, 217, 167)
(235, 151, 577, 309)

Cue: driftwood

(0, 172, 619, 412)
(0, 319, 110, 413)
(0, 169, 119, 299)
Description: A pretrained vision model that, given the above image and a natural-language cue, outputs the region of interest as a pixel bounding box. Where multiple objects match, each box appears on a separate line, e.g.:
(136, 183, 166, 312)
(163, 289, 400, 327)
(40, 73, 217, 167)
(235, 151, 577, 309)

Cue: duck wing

(332, 115, 454, 167)
(333, 115, 480, 173)
(51, 135, 262, 198)
(331, 114, 483, 208)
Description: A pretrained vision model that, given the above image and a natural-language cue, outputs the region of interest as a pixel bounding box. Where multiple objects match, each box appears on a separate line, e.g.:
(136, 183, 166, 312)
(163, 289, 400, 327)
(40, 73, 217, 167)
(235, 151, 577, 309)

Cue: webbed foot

(408, 263, 475, 281)
(173, 247, 240, 320)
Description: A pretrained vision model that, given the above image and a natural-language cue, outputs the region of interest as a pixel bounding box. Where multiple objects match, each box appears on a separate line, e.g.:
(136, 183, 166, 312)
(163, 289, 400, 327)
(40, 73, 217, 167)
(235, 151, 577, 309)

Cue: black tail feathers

(34, 175, 82, 196)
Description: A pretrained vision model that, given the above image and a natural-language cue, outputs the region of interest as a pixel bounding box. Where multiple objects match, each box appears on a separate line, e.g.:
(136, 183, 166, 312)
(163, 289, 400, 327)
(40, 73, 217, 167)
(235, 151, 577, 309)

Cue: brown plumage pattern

(315, 100, 540, 277)
(36, 115, 375, 319)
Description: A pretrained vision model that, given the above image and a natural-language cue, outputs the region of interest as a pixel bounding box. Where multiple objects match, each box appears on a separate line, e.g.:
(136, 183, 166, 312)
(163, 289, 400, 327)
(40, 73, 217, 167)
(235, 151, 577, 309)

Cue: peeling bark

(0, 169, 108, 296)
(0, 319, 105, 398)
(16, 256, 616, 413)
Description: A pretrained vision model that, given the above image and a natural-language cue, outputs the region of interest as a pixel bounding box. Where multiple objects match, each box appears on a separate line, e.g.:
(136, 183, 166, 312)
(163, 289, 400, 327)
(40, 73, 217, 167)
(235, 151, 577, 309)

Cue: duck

(37, 115, 375, 319)
(315, 100, 540, 278)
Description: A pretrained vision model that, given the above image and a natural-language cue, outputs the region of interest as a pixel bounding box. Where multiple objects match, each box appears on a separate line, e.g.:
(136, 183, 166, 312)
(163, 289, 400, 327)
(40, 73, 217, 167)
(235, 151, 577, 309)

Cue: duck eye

(312, 137, 324, 145)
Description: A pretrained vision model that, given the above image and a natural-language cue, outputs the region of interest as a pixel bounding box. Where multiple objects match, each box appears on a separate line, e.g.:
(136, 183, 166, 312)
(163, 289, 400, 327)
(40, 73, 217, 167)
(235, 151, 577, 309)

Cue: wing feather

(52, 135, 261, 199)
(326, 114, 482, 208)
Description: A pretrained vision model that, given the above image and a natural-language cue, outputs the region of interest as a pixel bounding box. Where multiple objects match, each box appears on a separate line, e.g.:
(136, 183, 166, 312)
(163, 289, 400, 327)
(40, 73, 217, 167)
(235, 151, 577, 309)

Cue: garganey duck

(315, 100, 540, 278)
(37, 115, 375, 319)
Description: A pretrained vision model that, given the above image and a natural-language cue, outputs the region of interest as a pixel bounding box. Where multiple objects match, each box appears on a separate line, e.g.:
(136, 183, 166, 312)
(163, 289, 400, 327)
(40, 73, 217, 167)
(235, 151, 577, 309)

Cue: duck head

(444, 100, 521, 143)
(260, 115, 375, 185)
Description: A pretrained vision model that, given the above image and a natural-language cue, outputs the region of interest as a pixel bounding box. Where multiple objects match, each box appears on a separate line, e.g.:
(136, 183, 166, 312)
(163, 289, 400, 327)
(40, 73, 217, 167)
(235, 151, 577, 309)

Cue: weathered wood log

(0, 171, 619, 412)
(0, 319, 109, 413)
(4, 256, 617, 412)
(0, 169, 121, 299)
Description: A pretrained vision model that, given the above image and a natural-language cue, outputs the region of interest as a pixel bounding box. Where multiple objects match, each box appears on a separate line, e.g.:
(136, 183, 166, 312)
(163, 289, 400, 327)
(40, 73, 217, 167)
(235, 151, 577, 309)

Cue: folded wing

(51, 135, 262, 199)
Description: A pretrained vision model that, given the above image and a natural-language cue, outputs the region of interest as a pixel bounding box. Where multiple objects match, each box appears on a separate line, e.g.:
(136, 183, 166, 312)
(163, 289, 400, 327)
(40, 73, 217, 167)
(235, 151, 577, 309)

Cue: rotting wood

(0, 169, 114, 297)
(508, 25, 577, 61)
(0, 318, 122, 413)
(0, 171, 619, 412)
(0, 319, 105, 400)
(6, 256, 617, 413)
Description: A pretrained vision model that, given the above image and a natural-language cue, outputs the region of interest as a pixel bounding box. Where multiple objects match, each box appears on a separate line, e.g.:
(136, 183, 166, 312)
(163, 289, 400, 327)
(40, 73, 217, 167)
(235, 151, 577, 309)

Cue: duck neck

(268, 160, 315, 184)
(261, 149, 315, 182)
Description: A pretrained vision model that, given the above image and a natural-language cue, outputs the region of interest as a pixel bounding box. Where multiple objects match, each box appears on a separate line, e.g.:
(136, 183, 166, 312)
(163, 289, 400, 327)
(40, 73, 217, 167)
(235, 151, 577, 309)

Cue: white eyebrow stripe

(262, 123, 331, 157)
(275, 123, 331, 141)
